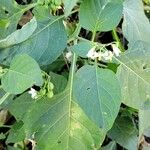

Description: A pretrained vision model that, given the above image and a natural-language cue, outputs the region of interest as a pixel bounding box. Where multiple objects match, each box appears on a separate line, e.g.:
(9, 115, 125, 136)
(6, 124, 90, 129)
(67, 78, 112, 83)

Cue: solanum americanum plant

(0, 0, 150, 149)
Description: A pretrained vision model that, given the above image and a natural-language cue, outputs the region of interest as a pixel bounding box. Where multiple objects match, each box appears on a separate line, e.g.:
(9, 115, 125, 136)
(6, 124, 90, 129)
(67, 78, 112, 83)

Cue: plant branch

(0, 93, 10, 105)
(112, 29, 125, 52)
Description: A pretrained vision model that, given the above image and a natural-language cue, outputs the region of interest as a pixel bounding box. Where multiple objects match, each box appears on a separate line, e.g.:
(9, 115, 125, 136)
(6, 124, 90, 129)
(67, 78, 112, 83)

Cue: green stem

(68, 24, 81, 42)
(68, 53, 77, 85)
(112, 29, 125, 52)
(22, 3, 38, 12)
(8, 3, 38, 21)
(91, 30, 96, 42)
(0, 93, 10, 105)
(0, 125, 11, 128)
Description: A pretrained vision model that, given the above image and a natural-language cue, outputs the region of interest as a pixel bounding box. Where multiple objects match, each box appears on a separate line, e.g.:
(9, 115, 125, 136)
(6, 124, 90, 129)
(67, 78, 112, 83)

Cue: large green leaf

(1, 54, 43, 94)
(122, 0, 150, 45)
(73, 65, 121, 131)
(0, 0, 36, 39)
(79, 0, 123, 32)
(24, 93, 105, 150)
(0, 17, 37, 48)
(108, 116, 138, 150)
(0, 6, 67, 66)
(8, 54, 105, 149)
(116, 42, 150, 109)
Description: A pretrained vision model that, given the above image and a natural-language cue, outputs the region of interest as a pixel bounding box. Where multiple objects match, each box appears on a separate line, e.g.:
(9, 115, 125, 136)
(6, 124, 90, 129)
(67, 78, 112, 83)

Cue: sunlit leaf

(123, 0, 150, 45)
(116, 41, 150, 109)
(79, 0, 123, 32)
(0, 17, 37, 48)
(108, 116, 138, 150)
(0, 0, 36, 39)
(0, 6, 67, 66)
(73, 65, 121, 130)
(63, 0, 79, 16)
(7, 55, 106, 149)
(2, 54, 43, 94)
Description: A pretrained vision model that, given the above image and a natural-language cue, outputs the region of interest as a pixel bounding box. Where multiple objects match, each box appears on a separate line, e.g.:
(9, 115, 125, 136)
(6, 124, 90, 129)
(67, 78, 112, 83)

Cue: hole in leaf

(87, 87, 90, 90)
(4, 10, 9, 14)
(57, 140, 61, 144)
(143, 65, 147, 70)
(15, 0, 32, 5)
(144, 135, 150, 144)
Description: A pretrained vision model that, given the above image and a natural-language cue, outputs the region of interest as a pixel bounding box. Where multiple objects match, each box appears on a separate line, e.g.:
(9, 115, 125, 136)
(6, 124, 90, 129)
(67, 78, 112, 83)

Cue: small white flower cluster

(86, 44, 121, 61)
(112, 44, 121, 57)
(87, 47, 113, 61)
(28, 88, 38, 99)
(86, 46, 99, 60)
(65, 51, 72, 62)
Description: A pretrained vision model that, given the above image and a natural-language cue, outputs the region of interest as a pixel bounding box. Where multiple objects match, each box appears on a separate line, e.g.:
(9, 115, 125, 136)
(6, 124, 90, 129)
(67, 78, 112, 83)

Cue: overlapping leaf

(71, 41, 93, 58)
(1, 54, 43, 94)
(108, 116, 138, 150)
(116, 41, 150, 109)
(79, 0, 123, 32)
(139, 101, 150, 138)
(7, 55, 105, 150)
(49, 72, 67, 94)
(122, 0, 150, 45)
(63, 0, 79, 17)
(0, 17, 37, 48)
(101, 141, 117, 150)
(73, 65, 121, 131)
(0, 6, 67, 66)
(0, 0, 35, 39)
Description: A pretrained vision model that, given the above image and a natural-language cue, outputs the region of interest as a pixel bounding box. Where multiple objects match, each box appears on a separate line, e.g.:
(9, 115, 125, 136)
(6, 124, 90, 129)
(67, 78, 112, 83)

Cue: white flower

(65, 51, 72, 62)
(101, 51, 114, 61)
(28, 88, 38, 99)
(87, 46, 99, 60)
(112, 44, 121, 57)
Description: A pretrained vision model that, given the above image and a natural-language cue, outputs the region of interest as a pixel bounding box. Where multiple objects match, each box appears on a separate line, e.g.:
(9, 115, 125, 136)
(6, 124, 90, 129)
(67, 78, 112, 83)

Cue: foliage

(0, 0, 150, 149)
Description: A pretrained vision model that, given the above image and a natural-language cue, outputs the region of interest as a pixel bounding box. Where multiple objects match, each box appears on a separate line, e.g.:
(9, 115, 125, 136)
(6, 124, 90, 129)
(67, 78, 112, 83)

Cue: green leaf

(2, 54, 43, 94)
(108, 116, 138, 150)
(0, 89, 14, 109)
(0, 0, 36, 39)
(6, 121, 25, 144)
(11, 54, 105, 149)
(0, 17, 37, 48)
(24, 95, 105, 150)
(71, 41, 93, 58)
(49, 72, 67, 94)
(0, 6, 67, 66)
(122, 0, 150, 45)
(139, 101, 150, 138)
(0, 133, 6, 140)
(79, 0, 123, 32)
(63, 0, 79, 17)
(73, 65, 121, 131)
(116, 42, 150, 109)
(8, 93, 34, 121)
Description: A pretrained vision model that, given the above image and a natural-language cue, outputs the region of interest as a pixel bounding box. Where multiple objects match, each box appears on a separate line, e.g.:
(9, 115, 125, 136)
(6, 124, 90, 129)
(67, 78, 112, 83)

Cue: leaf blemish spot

(57, 140, 61, 144)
